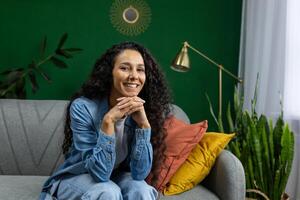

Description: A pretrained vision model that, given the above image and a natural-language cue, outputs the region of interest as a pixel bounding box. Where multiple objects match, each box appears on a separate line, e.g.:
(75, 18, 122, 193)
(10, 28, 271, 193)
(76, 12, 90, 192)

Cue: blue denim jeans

(56, 172, 158, 200)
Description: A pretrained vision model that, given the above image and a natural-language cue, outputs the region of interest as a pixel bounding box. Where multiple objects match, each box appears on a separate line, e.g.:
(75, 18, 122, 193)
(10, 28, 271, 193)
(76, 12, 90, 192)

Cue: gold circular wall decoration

(123, 6, 139, 24)
(110, 0, 151, 36)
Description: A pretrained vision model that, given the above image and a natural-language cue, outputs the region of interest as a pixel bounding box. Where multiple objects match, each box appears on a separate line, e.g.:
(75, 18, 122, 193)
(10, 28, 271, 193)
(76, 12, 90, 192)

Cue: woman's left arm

(129, 128, 153, 180)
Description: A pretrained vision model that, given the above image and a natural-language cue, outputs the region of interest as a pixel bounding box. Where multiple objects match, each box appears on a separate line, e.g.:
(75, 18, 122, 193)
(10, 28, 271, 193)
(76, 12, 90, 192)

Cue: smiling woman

(38, 41, 172, 200)
(111, 49, 146, 99)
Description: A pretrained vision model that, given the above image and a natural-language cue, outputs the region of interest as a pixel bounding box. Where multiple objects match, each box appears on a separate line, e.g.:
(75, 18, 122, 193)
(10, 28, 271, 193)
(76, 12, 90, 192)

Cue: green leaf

(38, 70, 51, 82)
(56, 33, 68, 50)
(0, 67, 23, 75)
(28, 70, 39, 92)
(7, 70, 24, 84)
(230, 141, 241, 159)
(233, 86, 240, 114)
(50, 57, 68, 68)
(249, 114, 265, 191)
(268, 118, 275, 172)
(247, 156, 255, 190)
(279, 125, 294, 194)
(64, 48, 83, 52)
(226, 102, 234, 132)
(56, 49, 73, 58)
(242, 112, 250, 139)
(258, 115, 271, 193)
(217, 114, 224, 132)
(273, 169, 281, 200)
(273, 116, 284, 165)
(280, 125, 290, 165)
(15, 77, 26, 99)
(39, 36, 47, 58)
(251, 73, 259, 116)
(205, 93, 219, 129)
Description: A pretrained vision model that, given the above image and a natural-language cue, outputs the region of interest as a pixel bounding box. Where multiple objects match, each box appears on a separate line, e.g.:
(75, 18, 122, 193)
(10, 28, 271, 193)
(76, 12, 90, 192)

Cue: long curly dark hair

(62, 41, 171, 186)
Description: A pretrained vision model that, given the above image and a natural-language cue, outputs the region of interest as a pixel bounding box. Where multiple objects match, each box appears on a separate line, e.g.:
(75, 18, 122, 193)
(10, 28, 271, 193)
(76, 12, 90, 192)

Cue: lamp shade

(171, 44, 190, 72)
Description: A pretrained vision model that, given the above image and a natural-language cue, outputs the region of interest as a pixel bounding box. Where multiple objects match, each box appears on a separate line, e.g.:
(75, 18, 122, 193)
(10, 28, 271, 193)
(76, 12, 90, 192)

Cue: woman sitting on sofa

(39, 41, 171, 200)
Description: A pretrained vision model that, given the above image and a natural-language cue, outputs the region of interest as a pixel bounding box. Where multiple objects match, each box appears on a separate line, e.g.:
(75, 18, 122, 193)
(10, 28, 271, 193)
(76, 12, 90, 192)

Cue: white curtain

(239, 0, 300, 199)
(284, 0, 300, 198)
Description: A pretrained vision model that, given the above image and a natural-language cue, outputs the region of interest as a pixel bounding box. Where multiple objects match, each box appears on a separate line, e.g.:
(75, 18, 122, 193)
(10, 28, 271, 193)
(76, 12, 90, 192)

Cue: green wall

(0, 0, 242, 131)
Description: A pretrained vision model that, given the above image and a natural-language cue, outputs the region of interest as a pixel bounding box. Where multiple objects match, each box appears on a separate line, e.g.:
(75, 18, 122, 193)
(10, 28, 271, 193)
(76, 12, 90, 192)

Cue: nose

(129, 69, 138, 80)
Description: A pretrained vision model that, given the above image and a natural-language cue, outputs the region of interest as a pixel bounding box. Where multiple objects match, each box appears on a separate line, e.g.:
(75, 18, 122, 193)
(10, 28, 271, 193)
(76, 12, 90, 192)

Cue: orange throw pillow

(146, 116, 208, 191)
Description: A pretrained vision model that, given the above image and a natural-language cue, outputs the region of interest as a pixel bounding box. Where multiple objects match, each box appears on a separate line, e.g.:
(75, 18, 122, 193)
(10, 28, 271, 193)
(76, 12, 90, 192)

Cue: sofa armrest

(202, 150, 246, 200)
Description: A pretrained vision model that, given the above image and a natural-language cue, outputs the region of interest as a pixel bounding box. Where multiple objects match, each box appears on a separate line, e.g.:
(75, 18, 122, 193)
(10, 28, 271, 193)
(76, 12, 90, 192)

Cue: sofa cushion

(0, 99, 67, 176)
(146, 116, 207, 191)
(0, 175, 48, 200)
(164, 132, 235, 195)
(160, 184, 219, 200)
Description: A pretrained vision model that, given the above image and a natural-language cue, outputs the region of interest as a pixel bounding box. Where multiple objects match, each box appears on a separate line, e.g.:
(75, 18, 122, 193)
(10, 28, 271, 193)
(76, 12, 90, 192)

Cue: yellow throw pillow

(163, 132, 235, 195)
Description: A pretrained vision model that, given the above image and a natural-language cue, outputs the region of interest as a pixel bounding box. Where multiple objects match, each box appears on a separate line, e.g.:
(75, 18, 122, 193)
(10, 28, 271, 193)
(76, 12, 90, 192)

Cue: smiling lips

(124, 82, 139, 88)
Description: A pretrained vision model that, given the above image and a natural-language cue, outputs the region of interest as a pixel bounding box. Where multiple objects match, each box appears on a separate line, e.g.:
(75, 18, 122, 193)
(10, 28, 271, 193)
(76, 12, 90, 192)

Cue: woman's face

(111, 49, 146, 98)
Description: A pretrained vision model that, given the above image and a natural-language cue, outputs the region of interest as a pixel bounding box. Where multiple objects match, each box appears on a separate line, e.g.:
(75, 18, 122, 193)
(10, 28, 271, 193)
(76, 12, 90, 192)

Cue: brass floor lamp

(171, 41, 243, 116)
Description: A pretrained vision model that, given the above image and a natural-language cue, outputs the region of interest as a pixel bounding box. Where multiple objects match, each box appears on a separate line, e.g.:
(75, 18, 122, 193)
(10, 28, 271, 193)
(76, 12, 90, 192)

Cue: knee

(122, 181, 157, 200)
(81, 181, 122, 200)
(101, 186, 122, 199)
(100, 187, 122, 200)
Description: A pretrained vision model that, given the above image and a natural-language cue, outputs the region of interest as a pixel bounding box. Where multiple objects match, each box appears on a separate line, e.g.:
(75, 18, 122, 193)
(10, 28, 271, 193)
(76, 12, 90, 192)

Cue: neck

(109, 91, 120, 108)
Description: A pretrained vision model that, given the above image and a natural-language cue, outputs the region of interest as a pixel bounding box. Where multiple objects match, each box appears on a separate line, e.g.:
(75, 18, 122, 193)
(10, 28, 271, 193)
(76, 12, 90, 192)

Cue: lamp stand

(171, 41, 243, 118)
(187, 43, 242, 116)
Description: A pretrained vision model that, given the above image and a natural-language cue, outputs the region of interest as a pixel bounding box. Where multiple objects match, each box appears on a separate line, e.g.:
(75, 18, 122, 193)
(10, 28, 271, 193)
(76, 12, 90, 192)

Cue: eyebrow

(120, 62, 145, 67)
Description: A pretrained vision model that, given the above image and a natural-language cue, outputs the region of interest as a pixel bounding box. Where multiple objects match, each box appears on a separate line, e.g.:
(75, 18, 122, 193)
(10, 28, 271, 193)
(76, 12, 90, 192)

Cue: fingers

(116, 97, 145, 116)
(133, 96, 145, 103)
(117, 97, 145, 110)
(119, 107, 131, 117)
(126, 105, 144, 115)
(117, 96, 145, 104)
(118, 101, 143, 110)
(117, 97, 132, 107)
(117, 97, 126, 101)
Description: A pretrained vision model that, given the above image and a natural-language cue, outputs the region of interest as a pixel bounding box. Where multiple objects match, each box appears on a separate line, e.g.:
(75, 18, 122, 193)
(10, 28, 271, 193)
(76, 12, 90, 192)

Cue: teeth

(125, 83, 138, 88)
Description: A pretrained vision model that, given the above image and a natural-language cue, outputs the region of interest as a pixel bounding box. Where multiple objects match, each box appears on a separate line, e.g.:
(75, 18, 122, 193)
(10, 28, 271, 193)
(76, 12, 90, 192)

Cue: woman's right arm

(70, 101, 116, 182)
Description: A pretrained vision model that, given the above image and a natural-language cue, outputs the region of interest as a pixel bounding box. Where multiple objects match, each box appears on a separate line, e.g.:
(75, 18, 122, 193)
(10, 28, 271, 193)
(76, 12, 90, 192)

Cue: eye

(137, 67, 145, 72)
(120, 65, 129, 71)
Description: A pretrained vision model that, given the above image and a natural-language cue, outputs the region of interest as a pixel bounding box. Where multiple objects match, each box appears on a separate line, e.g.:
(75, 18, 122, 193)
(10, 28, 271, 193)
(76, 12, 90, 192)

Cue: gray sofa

(0, 99, 245, 200)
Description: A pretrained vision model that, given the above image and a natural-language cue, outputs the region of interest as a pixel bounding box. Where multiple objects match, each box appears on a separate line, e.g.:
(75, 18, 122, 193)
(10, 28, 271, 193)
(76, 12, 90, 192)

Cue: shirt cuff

(135, 128, 151, 142)
(96, 129, 115, 152)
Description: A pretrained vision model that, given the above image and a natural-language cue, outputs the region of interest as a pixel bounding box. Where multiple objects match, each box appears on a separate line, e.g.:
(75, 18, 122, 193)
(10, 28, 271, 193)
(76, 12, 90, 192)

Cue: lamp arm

(186, 42, 242, 83)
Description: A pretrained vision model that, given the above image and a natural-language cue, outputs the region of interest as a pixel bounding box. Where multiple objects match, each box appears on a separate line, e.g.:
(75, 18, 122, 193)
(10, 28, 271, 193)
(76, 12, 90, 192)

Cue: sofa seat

(0, 175, 46, 200)
(0, 175, 219, 200)
(159, 185, 219, 200)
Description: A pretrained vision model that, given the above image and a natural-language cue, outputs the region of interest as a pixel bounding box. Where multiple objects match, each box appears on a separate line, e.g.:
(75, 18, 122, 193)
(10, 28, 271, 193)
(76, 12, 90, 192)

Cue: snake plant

(207, 77, 294, 200)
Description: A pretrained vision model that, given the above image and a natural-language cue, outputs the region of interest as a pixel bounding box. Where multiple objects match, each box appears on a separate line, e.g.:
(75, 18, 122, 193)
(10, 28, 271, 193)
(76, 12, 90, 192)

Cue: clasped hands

(102, 96, 150, 135)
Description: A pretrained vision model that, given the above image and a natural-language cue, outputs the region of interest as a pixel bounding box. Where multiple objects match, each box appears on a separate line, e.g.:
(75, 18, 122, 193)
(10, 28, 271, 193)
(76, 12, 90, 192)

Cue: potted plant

(0, 33, 82, 99)
(207, 77, 294, 200)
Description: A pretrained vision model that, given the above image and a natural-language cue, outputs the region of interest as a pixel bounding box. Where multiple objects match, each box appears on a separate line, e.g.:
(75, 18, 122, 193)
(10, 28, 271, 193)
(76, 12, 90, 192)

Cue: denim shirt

(39, 97, 153, 199)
